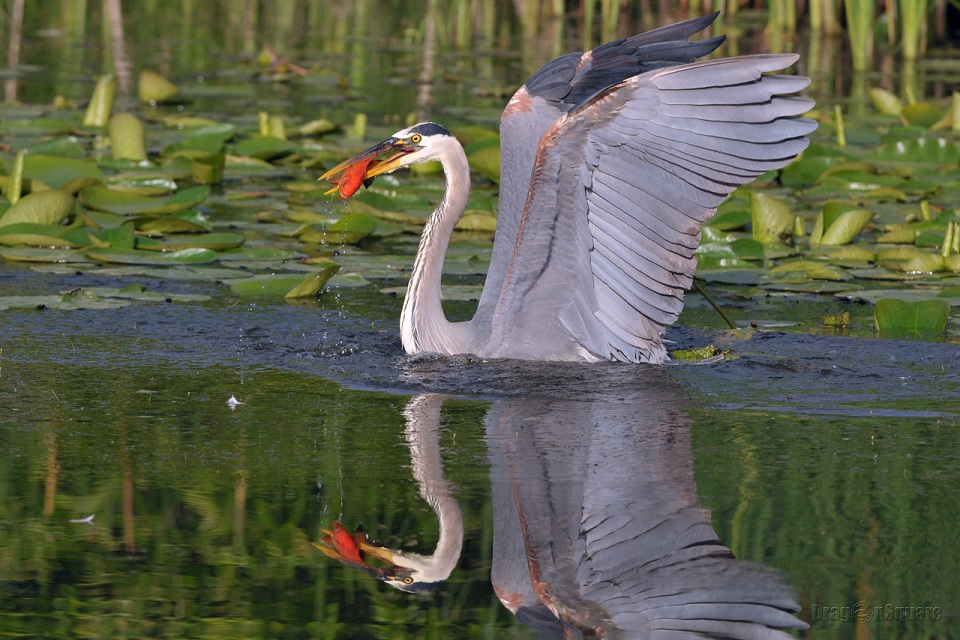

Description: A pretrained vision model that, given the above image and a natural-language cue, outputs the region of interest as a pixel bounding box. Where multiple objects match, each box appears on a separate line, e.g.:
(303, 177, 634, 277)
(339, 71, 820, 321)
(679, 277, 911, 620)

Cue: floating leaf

(138, 69, 180, 103)
(468, 145, 500, 184)
(825, 246, 875, 262)
(0, 248, 86, 263)
(873, 136, 960, 164)
(86, 247, 217, 265)
(77, 220, 135, 249)
(191, 152, 225, 185)
(0, 118, 76, 136)
(233, 135, 297, 160)
(812, 208, 874, 247)
(228, 273, 313, 298)
(0, 191, 75, 228)
(707, 209, 750, 231)
(83, 74, 117, 127)
(0, 223, 82, 248)
(697, 238, 765, 261)
(869, 87, 903, 115)
(456, 214, 497, 232)
(108, 113, 147, 161)
(298, 118, 340, 137)
(106, 175, 178, 195)
(284, 263, 340, 298)
(136, 232, 245, 251)
(750, 192, 794, 245)
(23, 155, 106, 189)
(902, 103, 942, 128)
(901, 253, 945, 273)
(875, 298, 949, 334)
(132, 212, 210, 234)
(766, 260, 851, 281)
(79, 185, 210, 215)
(876, 228, 917, 244)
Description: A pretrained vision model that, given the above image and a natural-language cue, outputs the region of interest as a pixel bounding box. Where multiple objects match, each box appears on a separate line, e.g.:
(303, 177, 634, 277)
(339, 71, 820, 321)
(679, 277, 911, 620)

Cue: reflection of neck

(397, 395, 463, 582)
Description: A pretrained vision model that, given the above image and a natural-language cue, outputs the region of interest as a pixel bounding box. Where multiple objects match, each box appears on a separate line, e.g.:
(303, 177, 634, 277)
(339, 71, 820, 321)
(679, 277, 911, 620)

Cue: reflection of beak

(318, 137, 413, 195)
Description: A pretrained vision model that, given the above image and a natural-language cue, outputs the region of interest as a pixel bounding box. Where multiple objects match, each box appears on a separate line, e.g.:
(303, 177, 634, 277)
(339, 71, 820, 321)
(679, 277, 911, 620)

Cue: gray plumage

(322, 13, 817, 362)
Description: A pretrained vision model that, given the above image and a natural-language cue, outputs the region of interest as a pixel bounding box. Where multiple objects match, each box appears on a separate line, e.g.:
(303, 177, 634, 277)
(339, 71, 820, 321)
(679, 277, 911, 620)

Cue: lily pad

(766, 260, 851, 281)
(233, 135, 298, 160)
(0, 248, 87, 263)
(868, 87, 902, 115)
(750, 192, 794, 245)
(136, 232, 246, 251)
(0, 223, 82, 248)
(0, 190, 75, 228)
(79, 185, 210, 215)
(22, 155, 106, 189)
(227, 268, 338, 298)
(874, 298, 950, 334)
(810, 207, 874, 247)
(139, 69, 181, 103)
(108, 113, 147, 161)
(85, 247, 217, 265)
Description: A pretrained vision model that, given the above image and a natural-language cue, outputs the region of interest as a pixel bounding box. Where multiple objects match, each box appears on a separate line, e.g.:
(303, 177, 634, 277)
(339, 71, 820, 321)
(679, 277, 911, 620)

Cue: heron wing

(480, 54, 816, 361)
(478, 13, 726, 322)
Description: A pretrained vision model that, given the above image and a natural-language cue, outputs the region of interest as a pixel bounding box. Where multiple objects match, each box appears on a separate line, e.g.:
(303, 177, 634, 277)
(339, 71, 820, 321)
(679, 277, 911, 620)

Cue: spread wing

(479, 54, 816, 362)
(476, 13, 726, 323)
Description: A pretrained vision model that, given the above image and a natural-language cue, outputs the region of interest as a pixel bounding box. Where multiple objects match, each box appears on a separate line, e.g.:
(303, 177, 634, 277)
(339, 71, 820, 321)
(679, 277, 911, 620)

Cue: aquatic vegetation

(1, 47, 958, 346)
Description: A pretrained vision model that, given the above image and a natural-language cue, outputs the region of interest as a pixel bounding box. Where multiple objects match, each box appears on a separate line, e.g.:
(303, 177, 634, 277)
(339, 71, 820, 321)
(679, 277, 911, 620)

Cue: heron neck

(401, 140, 472, 354)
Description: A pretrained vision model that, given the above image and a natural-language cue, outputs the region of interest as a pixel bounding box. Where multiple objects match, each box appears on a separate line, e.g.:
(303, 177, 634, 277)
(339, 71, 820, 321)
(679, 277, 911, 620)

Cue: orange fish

(329, 520, 364, 563)
(329, 158, 378, 199)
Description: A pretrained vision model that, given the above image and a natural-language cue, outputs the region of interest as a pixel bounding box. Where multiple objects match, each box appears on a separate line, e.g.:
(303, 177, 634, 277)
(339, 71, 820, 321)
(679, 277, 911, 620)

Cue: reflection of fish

(325, 159, 378, 199)
(328, 521, 364, 563)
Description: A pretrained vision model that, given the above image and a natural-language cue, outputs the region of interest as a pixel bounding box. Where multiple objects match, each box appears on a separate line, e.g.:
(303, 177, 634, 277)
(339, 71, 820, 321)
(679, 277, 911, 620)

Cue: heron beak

(317, 137, 414, 196)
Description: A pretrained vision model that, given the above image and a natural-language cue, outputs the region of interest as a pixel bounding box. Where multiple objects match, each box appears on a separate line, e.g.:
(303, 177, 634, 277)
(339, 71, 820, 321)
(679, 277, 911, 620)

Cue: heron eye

(410, 134, 422, 144)
(403, 577, 414, 584)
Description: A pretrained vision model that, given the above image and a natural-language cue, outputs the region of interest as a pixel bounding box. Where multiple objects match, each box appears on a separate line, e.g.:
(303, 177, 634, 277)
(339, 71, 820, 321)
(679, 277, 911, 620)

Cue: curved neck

(401, 138, 473, 355)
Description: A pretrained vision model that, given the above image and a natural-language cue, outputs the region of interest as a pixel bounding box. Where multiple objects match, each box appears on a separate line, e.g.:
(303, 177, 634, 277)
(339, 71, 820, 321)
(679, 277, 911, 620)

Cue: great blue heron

(320, 13, 817, 363)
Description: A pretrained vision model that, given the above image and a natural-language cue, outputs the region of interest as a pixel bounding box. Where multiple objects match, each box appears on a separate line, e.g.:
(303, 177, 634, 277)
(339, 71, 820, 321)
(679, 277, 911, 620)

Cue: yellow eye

(403, 577, 414, 584)
(410, 134, 422, 144)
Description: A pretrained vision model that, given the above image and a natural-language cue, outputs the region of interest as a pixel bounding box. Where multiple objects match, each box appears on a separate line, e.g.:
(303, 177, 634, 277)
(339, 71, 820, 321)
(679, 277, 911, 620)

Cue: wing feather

(478, 13, 726, 329)
(479, 54, 815, 362)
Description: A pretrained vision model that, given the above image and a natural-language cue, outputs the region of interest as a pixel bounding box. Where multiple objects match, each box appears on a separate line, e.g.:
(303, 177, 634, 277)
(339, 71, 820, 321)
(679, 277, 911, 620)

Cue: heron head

(318, 122, 454, 196)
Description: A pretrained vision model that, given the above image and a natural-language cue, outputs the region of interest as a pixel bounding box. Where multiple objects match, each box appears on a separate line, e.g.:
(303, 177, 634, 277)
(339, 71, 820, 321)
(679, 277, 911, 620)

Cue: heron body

(320, 13, 817, 363)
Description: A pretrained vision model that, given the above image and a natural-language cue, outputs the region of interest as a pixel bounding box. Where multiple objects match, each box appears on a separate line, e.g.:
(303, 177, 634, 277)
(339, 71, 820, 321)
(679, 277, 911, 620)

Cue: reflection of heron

(320, 13, 816, 363)
(484, 372, 807, 639)
(315, 395, 464, 593)
(322, 379, 806, 637)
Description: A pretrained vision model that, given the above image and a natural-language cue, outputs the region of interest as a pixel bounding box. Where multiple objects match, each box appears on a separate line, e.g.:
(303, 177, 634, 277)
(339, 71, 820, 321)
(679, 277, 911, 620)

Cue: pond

(1, 2, 959, 639)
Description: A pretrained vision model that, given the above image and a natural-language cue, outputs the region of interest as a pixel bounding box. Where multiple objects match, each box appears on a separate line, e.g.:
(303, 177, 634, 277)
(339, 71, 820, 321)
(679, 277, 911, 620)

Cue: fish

(326, 158, 379, 199)
(328, 520, 364, 563)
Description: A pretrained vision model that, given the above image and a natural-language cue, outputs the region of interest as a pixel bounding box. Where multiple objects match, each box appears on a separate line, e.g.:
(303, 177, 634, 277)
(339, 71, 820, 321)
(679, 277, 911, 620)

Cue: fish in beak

(318, 137, 415, 199)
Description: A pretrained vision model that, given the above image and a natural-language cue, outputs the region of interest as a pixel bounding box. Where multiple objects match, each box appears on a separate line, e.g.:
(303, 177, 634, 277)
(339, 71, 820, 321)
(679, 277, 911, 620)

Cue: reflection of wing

(478, 13, 725, 327)
(486, 371, 807, 639)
